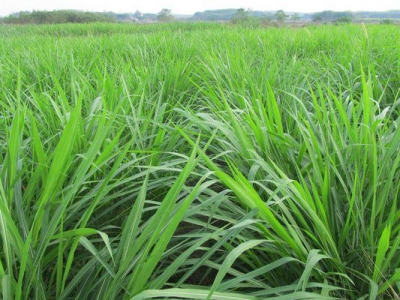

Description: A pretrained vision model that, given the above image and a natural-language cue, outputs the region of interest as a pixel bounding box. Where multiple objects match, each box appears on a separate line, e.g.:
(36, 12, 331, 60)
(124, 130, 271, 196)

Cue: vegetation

(231, 8, 250, 24)
(192, 9, 274, 22)
(193, 9, 245, 21)
(1, 10, 115, 24)
(230, 9, 265, 27)
(1, 22, 400, 300)
(312, 11, 353, 23)
(380, 19, 394, 24)
(358, 10, 400, 19)
(192, 9, 400, 22)
(2, 9, 400, 24)
(231, 8, 292, 27)
(334, 16, 353, 24)
(157, 9, 175, 22)
(291, 13, 301, 21)
(275, 10, 288, 23)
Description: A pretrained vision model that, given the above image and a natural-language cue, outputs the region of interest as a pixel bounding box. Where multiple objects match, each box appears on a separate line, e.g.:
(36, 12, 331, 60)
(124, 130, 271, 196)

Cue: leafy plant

(1, 23, 399, 300)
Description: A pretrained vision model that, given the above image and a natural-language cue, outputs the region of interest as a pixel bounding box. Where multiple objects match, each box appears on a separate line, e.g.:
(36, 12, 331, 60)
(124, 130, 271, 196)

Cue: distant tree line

(157, 9, 175, 22)
(193, 9, 240, 21)
(311, 10, 400, 23)
(312, 11, 353, 22)
(193, 9, 400, 23)
(231, 9, 303, 26)
(359, 10, 400, 19)
(193, 9, 279, 22)
(1, 10, 115, 24)
(1, 8, 399, 25)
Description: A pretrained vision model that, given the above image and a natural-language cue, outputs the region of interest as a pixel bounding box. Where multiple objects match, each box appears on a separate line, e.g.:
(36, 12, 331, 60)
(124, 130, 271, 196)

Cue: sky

(1, 0, 400, 17)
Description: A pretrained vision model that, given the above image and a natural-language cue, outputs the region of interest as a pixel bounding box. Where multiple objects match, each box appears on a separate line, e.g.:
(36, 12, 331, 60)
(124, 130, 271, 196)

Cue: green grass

(0, 22, 399, 299)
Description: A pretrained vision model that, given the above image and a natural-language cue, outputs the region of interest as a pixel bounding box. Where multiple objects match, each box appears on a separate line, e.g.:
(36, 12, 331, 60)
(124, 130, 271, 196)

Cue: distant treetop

(1, 10, 115, 24)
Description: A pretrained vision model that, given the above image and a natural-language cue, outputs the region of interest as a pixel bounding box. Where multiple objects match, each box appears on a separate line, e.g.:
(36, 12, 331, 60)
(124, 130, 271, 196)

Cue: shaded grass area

(0, 23, 399, 299)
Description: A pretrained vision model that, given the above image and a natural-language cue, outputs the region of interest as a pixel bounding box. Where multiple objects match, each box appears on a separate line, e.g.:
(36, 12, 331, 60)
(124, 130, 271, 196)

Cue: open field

(0, 23, 400, 299)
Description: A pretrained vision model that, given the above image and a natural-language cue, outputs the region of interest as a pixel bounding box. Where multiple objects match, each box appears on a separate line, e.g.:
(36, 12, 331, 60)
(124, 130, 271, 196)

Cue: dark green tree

(2, 10, 115, 24)
(312, 15, 323, 22)
(312, 11, 353, 22)
(232, 8, 249, 23)
(133, 11, 143, 20)
(157, 9, 174, 22)
(275, 10, 288, 23)
(334, 16, 352, 24)
(380, 19, 394, 24)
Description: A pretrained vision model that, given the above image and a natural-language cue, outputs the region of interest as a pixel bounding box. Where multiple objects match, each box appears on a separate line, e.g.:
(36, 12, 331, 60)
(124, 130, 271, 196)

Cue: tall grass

(0, 23, 399, 299)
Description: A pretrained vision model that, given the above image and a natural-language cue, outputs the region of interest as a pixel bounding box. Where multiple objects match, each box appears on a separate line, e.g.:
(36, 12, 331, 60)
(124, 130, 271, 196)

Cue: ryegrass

(0, 23, 399, 299)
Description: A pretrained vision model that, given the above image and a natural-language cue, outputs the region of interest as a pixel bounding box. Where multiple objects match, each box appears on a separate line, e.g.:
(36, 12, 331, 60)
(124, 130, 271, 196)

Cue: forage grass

(1, 23, 399, 299)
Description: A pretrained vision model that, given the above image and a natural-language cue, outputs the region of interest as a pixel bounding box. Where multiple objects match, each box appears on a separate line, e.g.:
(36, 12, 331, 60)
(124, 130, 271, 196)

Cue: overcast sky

(1, 0, 400, 17)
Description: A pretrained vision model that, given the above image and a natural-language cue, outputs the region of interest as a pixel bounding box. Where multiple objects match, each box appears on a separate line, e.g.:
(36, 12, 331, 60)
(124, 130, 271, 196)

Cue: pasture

(0, 23, 399, 299)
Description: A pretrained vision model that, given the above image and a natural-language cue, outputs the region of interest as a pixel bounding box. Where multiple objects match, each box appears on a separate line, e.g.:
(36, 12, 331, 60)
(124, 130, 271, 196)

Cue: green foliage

(312, 15, 323, 22)
(313, 11, 353, 23)
(231, 9, 262, 28)
(193, 9, 246, 21)
(231, 8, 249, 24)
(275, 10, 288, 23)
(192, 9, 273, 22)
(157, 9, 175, 22)
(0, 23, 400, 300)
(334, 16, 353, 24)
(2, 10, 115, 24)
(380, 18, 394, 24)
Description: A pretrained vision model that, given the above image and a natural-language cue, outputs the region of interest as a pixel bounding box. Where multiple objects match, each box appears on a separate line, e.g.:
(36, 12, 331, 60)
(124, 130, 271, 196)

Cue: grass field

(1, 22, 400, 299)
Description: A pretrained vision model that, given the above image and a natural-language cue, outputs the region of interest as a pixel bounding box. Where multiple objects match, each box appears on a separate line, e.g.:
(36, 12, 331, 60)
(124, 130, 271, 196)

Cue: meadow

(0, 22, 399, 299)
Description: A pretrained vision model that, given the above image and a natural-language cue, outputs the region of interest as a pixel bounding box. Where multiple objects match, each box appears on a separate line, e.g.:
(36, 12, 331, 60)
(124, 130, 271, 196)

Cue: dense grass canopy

(0, 23, 399, 299)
